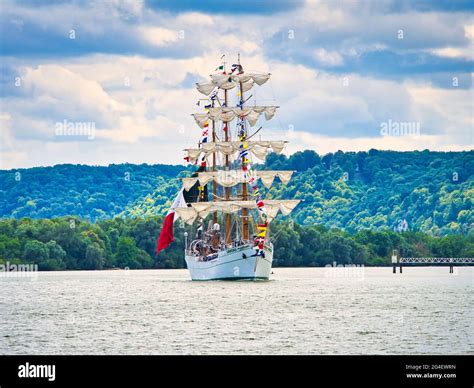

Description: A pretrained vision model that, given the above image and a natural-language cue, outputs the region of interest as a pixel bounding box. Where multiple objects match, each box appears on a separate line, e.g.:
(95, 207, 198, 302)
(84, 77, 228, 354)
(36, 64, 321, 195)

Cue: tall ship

(156, 55, 300, 280)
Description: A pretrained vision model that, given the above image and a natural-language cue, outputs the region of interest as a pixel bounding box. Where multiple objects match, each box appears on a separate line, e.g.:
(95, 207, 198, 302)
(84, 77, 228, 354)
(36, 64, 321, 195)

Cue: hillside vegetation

(2, 150, 471, 235)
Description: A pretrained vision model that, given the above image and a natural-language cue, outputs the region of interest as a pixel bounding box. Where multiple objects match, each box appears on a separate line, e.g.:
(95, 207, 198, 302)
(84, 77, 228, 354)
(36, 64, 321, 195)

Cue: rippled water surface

(1, 267, 472, 354)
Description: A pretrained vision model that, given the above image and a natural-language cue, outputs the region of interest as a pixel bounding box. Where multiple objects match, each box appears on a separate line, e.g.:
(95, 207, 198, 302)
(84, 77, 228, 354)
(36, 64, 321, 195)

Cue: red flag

(156, 211, 175, 253)
(156, 188, 187, 254)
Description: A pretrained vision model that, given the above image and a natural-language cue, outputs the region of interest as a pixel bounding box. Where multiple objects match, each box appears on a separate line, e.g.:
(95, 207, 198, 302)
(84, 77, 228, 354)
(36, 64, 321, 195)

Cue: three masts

(154, 55, 300, 279)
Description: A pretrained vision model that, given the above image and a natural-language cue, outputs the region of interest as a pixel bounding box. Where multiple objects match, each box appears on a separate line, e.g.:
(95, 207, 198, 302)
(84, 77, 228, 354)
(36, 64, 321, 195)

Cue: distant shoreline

(2, 264, 473, 273)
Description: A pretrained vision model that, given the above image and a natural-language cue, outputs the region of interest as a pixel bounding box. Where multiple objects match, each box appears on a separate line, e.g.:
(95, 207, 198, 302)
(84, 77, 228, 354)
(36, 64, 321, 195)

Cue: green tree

(115, 236, 152, 269)
(44, 240, 66, 270)
(83, 243, 106, 270)
(22, 240, 49, 267)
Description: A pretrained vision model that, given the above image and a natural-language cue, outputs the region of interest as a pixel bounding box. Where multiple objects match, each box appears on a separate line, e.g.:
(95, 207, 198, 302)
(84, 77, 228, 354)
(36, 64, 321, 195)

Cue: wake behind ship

(156, 55, 300, 280)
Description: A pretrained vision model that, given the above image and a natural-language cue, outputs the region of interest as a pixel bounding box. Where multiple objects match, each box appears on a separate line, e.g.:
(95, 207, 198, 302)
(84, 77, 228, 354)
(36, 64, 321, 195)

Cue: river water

(0, 267, 472, 354)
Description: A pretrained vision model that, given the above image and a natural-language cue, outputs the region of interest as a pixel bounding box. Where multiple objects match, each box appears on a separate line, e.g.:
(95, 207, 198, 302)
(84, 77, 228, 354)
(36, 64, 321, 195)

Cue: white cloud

(430, 47, 472, 59)
(261, 62, 415, 136)
(313, 48, 344, 66)
(0, 114, 29, 169)
(110, 0, 145, 18)
(2, 53, 472, 169)
(302, 1, 347, 26)
(22, 65, 124, 120)
(283, 130, 472, 155)
(0, 114, 14, 150)
(217, 35, 260, 54)
(175, 12, 215, 27)
(96, 115, 177, 143)
(1, 1, 472, 169)
(464, 24, 474, 41)
(429, 24, 474, 59)
(139, 27, 179, 47)
(407, 84, 473, 141)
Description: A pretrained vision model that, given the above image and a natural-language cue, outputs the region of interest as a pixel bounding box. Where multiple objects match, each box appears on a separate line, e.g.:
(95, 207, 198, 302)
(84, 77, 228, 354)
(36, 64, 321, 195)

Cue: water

(0, 267, 472, 354)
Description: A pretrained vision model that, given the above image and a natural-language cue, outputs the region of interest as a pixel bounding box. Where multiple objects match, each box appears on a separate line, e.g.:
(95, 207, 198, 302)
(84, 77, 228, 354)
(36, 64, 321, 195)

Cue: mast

(190, 56, 287, 247)
(212, 98, 217, 224)
(223, 59, 232, 246)
(238, 53, 250, 241)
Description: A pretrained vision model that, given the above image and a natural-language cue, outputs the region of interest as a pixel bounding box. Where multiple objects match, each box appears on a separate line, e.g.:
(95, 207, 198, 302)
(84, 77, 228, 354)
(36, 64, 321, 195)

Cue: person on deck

(211, 223, 221, 252)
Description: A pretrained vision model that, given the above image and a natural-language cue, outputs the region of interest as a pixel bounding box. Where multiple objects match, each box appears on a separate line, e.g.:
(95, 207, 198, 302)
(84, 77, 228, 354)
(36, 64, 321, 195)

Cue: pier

(391, 251, 474, 273)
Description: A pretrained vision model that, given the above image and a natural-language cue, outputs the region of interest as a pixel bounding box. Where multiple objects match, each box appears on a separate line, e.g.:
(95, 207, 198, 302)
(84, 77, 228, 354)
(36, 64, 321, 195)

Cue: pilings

(392, 251, 399, 274)
(392, 264, 403, 273)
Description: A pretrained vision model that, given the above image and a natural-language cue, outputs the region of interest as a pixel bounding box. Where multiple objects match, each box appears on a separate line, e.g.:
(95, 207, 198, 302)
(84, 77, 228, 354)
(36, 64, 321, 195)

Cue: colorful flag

(209, 87, 218, 100)
(200, 129, 208, 144)
(198, 151, 207, 167)
(257, 223, 267, 237)
(231, 64, 241, 73)
(156, 188, 186, 253)
(239, 149, 248, 158)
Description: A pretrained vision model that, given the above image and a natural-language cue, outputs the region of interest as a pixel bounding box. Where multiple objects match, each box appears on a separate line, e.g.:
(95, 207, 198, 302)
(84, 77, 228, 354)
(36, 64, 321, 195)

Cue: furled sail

(184, 140, 287, 164)
(195, 82, 216, 96)
(174, 199, 301, 225)
(182, 170, 294, 190)
(182, 165, 208, 203)
(192, 106, 278, 128)
(195, 73, 271, 96)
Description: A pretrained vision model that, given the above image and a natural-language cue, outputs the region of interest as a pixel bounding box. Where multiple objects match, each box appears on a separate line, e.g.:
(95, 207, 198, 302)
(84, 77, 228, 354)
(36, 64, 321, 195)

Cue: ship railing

(185, 238, 268, 257)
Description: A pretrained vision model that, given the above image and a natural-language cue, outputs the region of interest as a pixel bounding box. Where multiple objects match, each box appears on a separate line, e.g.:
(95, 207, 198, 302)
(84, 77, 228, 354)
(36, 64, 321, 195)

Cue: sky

(0, 0, 473, 169)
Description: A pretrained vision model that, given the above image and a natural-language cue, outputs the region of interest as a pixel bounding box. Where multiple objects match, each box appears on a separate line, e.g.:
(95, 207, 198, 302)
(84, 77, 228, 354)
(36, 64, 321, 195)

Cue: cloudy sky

(0, 0, 473, 169)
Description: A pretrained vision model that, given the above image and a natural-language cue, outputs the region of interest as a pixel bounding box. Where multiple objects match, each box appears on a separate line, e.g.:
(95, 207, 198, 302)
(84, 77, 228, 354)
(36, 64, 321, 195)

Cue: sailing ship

(156, 55, 300, 280)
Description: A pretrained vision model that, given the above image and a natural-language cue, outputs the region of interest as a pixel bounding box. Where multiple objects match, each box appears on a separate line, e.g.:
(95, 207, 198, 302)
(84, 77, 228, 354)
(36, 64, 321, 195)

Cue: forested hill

(1, 150, 472, 235)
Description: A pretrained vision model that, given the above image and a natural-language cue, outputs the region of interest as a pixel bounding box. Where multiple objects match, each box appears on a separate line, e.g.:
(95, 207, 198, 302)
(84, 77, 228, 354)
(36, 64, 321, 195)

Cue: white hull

(185, 243, 273, 281)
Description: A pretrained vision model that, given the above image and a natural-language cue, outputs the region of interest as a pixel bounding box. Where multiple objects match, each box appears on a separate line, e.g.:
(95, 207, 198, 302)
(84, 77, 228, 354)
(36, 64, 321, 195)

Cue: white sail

(196, 82, 216, 96)
(241, 79, 254, 92)
(192, 113, 209, 128)
(182, 170, 294, 190)
(192, 106, 279, 128)
(195, 73, 271, 96)
(184, 140, 287, 163)
(251, 73, 271, 86)
(174, 199, 301, 225)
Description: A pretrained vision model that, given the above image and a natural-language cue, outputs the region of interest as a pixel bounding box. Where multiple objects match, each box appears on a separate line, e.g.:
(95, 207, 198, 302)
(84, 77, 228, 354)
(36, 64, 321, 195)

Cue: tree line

(0, 217, 472, 270)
